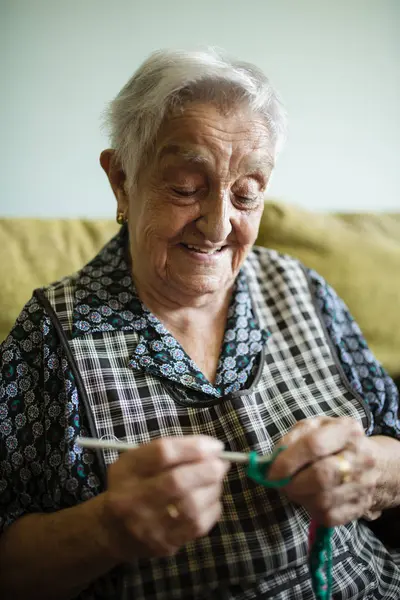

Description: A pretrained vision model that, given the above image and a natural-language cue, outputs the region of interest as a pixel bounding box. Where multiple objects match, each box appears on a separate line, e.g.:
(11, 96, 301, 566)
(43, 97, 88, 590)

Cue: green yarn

(247, 448, 291, 488)
(309, 525, 333, 600)
(246, 448, 333, 600)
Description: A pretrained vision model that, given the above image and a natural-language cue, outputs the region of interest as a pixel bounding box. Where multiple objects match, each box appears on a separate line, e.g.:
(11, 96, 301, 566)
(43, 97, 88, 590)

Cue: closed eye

(235, 195, 258, 204)
(171, 188, 198, 197)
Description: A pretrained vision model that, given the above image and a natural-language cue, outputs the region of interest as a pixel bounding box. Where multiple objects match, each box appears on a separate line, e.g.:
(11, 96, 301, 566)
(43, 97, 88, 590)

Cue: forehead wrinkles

(158, 139, 272, 177)
(156, 109, 273, 176)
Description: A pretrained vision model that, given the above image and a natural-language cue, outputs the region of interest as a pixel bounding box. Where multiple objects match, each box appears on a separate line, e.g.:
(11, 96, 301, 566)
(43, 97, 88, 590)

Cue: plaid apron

(44, 246, 400, 599)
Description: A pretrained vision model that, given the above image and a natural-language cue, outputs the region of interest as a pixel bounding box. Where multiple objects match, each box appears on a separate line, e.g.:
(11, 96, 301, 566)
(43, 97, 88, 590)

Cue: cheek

(234, 210, 263, 246)
(134, 194, 197, 243)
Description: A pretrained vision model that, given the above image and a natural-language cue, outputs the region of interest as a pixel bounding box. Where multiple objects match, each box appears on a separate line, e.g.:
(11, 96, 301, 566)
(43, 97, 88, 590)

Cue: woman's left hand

(268, 416, 381, 526)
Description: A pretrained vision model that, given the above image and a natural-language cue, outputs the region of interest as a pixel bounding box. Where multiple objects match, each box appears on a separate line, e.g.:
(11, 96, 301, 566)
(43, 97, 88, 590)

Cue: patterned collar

(72, 227, 270, 397)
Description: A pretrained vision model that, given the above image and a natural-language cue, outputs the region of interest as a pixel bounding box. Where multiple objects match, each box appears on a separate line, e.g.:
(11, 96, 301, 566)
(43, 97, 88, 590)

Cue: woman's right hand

(99, 436, 229, 561)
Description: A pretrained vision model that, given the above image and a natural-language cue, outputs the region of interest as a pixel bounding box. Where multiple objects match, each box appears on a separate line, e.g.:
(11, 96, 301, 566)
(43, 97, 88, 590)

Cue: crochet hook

(75, 436, 274, 465)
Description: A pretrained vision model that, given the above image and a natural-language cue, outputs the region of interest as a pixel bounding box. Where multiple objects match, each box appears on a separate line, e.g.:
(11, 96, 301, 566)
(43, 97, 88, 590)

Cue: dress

(1, 227, 399, 599)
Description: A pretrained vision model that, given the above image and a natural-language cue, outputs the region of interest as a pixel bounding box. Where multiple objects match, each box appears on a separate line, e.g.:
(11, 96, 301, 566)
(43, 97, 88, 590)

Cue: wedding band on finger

(166, 503, 180, 519)
(336, 453, 352, 485)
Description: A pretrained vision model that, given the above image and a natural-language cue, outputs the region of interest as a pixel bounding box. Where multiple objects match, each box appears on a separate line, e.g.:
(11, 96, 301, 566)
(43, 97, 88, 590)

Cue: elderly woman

(0, 49, 399, 600)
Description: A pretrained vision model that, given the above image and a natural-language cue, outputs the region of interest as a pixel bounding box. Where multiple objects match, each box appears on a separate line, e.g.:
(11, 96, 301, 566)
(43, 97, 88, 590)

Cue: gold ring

(166, 503, 180, 519)
(336, 453, 352, 485)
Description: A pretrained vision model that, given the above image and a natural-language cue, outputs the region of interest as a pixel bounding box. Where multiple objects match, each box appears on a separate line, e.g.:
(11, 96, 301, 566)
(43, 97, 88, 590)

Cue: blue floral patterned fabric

(128, 273, 269, 397)
(122, 271, 268, 397)
(0, 295, 101, 532)
(0, 234, 399, 535)
(310, 269, 400, 437)
(72, 233, 270, 398)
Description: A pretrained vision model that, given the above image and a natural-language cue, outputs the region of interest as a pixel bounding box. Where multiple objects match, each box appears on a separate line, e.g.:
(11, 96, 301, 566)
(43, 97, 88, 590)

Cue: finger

(279, 417, 364, 450)
(278, 417, 333, 445)
(269, 417, 364, 481)
(287, 465, 378, 523)
(286, 447, 375, 497)
(136, 483, 225, 553)
(172, 480, 225, 522)
(161, 483, 222, 527)
(119, 435, 225, 476)
(317, 493, 375, 528)
(291, 480, 373, 515)
(151, 459, 230, 499)
(104, 458, 229, 531)
(167, 496, 223, 547)
(363, 509, 382, 521)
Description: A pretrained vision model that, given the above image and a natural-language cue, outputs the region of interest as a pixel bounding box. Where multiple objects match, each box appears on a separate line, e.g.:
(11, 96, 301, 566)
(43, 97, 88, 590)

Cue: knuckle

(293, 419, 309, 430)
(165, 470, 185, 496)
(337, 417, 359, 439)
(282, 420, 309, 443)
(339, 416, 358, 429)
(311, 460, 332, 488)
(182, 489, 198, 517)
(152, 438, 174, 466)
(187, 492, 204, 518)
(208, 459, 226, 482)
(304, 434, 325, 458)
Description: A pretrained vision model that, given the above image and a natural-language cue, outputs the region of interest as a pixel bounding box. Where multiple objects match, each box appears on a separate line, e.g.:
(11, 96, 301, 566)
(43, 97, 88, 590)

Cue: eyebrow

(158, 144, 274, 177)
(245, 154, 275, 173)
(157, 145, 212, 166)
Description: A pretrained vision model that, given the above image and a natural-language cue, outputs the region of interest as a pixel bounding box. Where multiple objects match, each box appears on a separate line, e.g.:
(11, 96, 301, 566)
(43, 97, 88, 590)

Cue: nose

(195, 192, 233, 244)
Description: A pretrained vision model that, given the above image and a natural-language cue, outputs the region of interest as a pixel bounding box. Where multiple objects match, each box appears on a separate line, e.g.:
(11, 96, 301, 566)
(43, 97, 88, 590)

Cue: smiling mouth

(181, 243, 224, 255)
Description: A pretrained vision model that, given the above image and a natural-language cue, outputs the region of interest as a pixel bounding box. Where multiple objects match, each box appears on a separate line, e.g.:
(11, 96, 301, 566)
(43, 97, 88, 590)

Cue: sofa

(0, 200, 399, 384)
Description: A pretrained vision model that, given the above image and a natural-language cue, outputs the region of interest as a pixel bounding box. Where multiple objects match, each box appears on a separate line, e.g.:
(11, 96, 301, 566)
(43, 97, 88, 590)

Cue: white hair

(104, 48, 287, 189)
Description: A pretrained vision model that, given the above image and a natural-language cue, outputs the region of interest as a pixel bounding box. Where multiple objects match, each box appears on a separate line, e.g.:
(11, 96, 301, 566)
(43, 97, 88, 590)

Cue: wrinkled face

(127, 103, 274, 300)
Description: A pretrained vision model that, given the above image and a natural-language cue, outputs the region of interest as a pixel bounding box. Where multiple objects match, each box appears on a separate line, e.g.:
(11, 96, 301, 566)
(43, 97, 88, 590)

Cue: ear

(100, 149, 129, 214)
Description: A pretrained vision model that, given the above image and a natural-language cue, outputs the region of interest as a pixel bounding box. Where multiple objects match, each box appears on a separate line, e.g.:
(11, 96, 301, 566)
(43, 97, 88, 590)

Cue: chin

(174, 274, 231, 297)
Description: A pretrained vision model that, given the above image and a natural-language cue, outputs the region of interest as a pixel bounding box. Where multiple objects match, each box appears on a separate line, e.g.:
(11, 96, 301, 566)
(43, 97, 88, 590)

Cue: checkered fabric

(43, 246, 400, 600)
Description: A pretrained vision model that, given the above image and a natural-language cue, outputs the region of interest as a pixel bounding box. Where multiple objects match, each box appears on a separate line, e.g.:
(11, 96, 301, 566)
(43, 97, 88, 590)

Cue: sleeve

(0, 296, 48, 532)
(0, 295, 102, 535)
(307, 269, 400, 439)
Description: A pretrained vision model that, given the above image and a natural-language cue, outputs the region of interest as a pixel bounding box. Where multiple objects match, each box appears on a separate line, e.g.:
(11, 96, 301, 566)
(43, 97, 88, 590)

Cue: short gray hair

(104, 48, 287, 189)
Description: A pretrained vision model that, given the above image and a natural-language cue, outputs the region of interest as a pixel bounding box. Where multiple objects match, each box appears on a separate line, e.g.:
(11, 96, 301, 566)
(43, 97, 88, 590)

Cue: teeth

(186, 244, 221, 254)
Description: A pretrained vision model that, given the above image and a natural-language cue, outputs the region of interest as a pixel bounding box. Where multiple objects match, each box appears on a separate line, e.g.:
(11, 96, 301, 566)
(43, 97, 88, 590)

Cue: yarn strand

(246, 449, 333, 600)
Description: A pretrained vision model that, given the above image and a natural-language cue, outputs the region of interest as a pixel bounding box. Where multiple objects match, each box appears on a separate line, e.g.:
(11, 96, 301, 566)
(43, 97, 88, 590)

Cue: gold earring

(116, 212, 127, 225)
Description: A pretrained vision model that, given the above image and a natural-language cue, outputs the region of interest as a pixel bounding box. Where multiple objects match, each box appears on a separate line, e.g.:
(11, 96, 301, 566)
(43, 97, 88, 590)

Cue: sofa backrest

(1, 201, 399, 377)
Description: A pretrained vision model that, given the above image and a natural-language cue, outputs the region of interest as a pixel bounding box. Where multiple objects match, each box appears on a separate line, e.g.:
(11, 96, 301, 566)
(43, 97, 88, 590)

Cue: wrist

(367, 435, 400, 511)
(86, 493, 123, 566)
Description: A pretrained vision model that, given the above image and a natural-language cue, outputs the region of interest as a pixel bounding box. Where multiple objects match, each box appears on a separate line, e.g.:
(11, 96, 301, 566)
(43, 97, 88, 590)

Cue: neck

(132, 272, 233, 335)
(131, 271, 235, 384)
